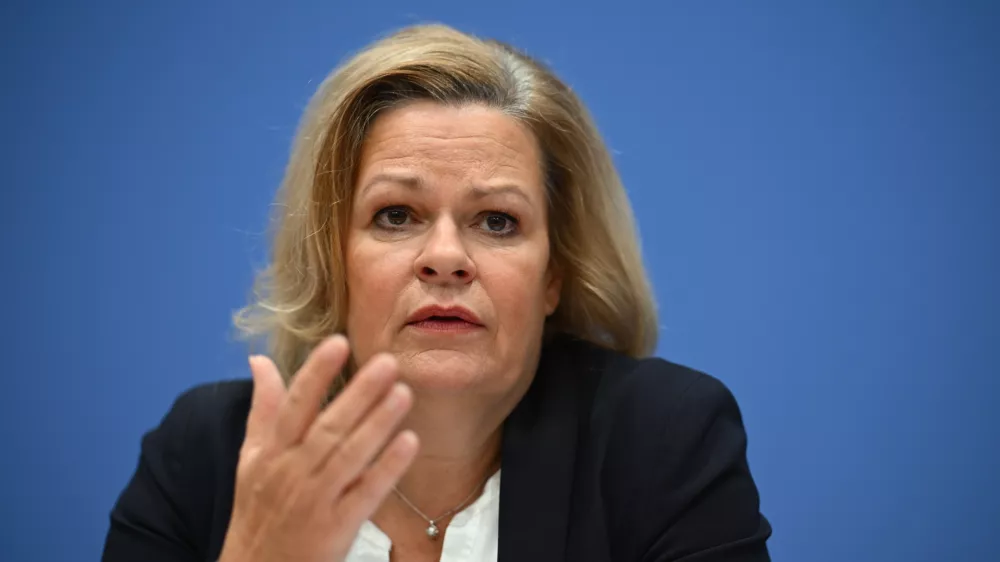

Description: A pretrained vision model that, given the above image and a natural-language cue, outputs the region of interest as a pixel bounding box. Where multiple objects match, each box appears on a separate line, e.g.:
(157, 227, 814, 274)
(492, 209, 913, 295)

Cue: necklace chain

(392, 471, 494, 540)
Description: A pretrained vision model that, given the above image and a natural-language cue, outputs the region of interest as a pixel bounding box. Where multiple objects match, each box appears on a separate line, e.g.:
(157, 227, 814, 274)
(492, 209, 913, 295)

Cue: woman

(103, 23, 771, 562)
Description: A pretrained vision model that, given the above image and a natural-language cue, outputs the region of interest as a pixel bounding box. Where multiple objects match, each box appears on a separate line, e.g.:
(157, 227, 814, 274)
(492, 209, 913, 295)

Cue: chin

(398, 349, 488, 392)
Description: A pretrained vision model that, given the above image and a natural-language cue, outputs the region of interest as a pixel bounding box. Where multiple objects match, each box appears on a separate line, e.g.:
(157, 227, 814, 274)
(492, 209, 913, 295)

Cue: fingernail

(398, 430, 419, 452)
(388, 383, 410, 410)
(378, 352, 399, 369)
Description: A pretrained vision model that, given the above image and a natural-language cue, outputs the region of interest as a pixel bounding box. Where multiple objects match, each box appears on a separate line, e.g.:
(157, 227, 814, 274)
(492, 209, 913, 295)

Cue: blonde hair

(235, 23, 658, 382)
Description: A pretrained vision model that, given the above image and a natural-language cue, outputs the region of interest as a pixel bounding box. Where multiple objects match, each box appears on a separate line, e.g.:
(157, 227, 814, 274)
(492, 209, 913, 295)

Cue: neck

(368, 357, 539, 556)
(371, 395, 502, 555)
(391, 393, 504, 518)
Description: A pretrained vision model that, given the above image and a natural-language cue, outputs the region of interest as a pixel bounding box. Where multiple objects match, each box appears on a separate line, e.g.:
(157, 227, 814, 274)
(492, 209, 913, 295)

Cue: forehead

(355, 101, 545, 190)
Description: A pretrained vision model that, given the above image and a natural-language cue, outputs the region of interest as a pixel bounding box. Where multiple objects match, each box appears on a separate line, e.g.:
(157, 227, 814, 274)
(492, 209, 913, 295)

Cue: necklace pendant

(426, 522, 440, 539)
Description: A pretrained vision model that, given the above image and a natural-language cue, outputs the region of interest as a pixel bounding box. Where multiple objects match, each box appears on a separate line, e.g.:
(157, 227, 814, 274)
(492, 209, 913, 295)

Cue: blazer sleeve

(102, 387, 214, 562)
(642, 372, 772, 562)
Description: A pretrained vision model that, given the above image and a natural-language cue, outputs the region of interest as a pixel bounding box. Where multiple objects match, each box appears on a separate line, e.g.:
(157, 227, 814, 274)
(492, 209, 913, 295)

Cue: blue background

(2, 1, 997, 560)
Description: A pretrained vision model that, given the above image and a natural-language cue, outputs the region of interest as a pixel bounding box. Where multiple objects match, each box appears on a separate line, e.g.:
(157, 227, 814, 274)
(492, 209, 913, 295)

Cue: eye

(479, 212, 519, 236)
(373, 206, 412, 229)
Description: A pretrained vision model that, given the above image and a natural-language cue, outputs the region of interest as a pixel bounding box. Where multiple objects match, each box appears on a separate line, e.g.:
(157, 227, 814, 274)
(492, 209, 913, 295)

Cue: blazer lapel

(499, 337, 581, 562)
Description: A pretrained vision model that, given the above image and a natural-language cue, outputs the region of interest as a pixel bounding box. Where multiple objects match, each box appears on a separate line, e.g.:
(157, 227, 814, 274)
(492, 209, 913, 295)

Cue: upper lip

(406, 304, 483, 325)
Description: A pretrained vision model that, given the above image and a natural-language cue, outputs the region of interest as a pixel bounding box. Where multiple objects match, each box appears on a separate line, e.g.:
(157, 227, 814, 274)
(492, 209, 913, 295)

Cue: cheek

(477, 247, 552, 322)
(345, 241, 413, 333)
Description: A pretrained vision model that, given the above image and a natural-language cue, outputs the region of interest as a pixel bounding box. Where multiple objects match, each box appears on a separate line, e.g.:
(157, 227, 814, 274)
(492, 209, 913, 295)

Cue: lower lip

(408, 319, 483, 333)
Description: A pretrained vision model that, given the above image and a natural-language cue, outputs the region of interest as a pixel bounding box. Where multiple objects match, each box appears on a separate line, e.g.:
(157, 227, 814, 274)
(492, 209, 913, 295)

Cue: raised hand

(218, 335, 418, 562)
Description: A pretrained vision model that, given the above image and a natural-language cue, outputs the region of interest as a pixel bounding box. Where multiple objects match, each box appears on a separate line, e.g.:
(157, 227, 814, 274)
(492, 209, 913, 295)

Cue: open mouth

(409, 315, 482, 331)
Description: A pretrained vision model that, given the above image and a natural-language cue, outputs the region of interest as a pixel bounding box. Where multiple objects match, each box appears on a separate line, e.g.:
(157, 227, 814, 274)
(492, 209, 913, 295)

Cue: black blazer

(103, 335, 771, 561)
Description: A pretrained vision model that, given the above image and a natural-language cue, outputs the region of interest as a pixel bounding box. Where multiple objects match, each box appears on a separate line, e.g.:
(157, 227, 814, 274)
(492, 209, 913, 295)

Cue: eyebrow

(359, 172, 532, 204)
(468, 184, 531, 204)
(359, 172, 423, 198)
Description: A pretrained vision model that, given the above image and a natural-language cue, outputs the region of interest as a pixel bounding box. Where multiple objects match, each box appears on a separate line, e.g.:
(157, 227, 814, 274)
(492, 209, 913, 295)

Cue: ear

(543, 262, 563, 316)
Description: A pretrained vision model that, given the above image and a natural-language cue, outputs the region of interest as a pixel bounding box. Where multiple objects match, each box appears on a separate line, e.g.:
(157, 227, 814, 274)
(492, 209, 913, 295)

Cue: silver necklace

(392, 472, 494, 540)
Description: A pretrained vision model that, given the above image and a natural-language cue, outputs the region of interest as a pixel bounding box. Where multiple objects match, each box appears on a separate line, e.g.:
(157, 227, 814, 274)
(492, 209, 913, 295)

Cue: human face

(345, 101, 561, 397)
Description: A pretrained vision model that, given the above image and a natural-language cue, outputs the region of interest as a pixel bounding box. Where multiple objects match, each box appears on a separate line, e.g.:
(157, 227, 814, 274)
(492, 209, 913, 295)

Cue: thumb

(244, 355, 286, 449)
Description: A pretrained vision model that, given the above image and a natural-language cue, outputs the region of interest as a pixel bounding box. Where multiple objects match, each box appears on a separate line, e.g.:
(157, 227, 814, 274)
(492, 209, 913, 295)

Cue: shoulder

(151, 378, 254, 494)
(138, 377, 253, 462)
(151, 378, 254, 459)
(546, 335, 750, 480)
(555, 338, 770, 560)
(137, 377, 253, 488)
(588, 348, 750, 481)
(166, 378, 255, 432)
(552, 335, 736, 434)
(104, 379, 252, 559)
(606, 354, 742, 438)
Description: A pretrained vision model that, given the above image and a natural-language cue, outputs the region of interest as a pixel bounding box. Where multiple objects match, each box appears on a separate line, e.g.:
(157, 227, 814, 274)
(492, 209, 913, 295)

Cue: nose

(414, 217, 477, 286)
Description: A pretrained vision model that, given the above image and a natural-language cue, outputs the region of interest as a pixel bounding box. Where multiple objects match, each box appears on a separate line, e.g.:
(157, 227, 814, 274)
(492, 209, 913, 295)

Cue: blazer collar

(498, 335, 583, 562)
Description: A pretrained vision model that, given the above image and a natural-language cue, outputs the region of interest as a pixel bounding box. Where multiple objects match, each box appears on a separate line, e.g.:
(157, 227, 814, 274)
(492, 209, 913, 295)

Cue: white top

(344, 470, 501, 562)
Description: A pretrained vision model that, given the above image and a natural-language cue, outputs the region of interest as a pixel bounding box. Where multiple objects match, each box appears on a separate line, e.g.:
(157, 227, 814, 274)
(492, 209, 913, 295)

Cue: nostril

(416, 265, 472, 280)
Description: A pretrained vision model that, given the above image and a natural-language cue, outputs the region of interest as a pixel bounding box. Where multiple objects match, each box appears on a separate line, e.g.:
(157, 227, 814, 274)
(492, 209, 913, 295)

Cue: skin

(346, 100, 561, 560)
(220, 339, 419, 562)
(346, 100, 560, 397)
(220, 100, 560, 562)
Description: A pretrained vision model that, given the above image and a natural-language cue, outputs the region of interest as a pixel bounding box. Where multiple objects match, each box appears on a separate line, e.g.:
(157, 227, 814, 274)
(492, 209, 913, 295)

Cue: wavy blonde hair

(235, 23, 658, 382)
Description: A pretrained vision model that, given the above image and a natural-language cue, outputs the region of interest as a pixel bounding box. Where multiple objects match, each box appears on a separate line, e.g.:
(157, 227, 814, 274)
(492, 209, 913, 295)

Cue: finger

(244, 355, 286, 451)
(272, 335, 351, 448)
(338, 430, 419, 521)
(298, 353, 399, 467)
(318, 382, 413, 491)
